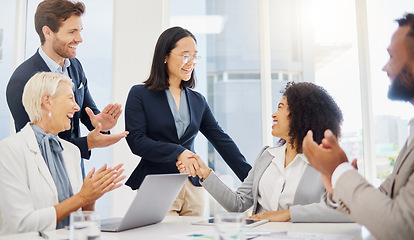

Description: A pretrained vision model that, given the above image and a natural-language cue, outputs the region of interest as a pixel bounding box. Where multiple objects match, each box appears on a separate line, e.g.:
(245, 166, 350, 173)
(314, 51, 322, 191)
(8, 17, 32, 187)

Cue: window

(171, 0, 262, 215)
(0, 1, 17, 139)
(171, 0, 414, 216)
(366, 0, 414, 185)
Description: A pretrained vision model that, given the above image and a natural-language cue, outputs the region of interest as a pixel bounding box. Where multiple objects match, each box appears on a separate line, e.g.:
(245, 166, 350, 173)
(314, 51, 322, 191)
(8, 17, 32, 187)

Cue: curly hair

(279, 82, 343, 153)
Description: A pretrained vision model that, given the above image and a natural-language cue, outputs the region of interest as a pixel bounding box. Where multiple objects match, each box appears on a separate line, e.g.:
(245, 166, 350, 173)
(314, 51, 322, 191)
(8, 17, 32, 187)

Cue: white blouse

(257, 144, 309, 212)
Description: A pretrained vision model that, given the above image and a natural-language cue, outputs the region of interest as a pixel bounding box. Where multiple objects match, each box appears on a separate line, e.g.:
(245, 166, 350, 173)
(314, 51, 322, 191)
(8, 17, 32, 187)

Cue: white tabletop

(0, 216, 376, 240)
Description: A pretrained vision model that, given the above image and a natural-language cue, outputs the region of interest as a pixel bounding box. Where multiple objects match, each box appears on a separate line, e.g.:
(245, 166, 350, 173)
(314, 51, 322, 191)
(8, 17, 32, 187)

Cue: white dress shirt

(257, 144, 309, 211)
(38, 47, 71, 76)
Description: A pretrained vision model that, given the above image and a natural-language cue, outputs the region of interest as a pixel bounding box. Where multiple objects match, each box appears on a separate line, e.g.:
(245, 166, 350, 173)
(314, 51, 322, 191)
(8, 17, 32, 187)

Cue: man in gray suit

(303, 13, 414, 240)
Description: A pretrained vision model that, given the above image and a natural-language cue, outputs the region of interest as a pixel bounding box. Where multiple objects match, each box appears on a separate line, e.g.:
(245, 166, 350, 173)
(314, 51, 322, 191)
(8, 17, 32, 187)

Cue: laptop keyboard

(100, 218, 122, 230)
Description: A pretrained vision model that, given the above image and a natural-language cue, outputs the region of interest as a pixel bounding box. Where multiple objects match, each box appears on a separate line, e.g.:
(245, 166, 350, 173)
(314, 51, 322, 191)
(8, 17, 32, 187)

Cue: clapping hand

(86, 103, 122, 132)
(78, 163, 126, 206)
(87, 123, 129, 150)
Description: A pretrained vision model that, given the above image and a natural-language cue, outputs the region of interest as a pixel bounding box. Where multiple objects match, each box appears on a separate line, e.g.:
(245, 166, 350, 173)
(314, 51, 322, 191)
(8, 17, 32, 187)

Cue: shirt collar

(267, 143, 309, 165)
(38, 47, 71, 75)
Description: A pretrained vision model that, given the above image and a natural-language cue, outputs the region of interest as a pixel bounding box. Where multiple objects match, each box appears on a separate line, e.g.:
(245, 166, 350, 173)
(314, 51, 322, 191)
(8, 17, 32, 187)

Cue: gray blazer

(202, 146, 351, 222)
(329, 139, 414, 239)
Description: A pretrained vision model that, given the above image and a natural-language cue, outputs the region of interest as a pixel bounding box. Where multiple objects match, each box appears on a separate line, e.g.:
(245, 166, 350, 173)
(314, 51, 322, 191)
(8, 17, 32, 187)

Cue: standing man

(6, 0, 128, 176)
(302, 13, 414, 240)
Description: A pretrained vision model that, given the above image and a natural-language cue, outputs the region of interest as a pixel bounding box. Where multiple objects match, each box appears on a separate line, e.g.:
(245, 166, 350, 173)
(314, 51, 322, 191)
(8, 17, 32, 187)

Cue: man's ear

(42, 26, 53, 41)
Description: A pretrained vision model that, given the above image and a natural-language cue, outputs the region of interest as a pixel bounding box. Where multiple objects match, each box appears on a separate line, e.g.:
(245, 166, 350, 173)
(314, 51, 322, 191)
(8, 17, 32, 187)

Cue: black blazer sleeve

(196, 92, 252, 181)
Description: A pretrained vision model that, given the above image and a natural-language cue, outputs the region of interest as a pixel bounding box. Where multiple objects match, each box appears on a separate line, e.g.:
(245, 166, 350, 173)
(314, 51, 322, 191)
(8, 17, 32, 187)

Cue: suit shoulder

(186, 88, 208, 106)
(69, 57, 82, 66)
(60, 139, 81, 157)
(129, 84, 158, 96)
(0, 132, 26, 154)
(130, 84, 147, 91)
(186, 88, 205, 98)
(9, 53, 44, 80)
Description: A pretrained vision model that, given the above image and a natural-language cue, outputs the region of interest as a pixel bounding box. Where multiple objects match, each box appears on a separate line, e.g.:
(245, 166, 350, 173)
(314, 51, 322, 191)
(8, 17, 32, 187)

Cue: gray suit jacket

(202, 146, 351, 222)
(330, 139, 414, 239)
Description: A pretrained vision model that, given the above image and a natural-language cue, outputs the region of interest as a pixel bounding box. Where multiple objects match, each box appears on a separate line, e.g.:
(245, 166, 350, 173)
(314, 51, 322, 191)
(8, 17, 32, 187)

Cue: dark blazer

(124, 84, 252, 189)
(6, 49, 100, 160)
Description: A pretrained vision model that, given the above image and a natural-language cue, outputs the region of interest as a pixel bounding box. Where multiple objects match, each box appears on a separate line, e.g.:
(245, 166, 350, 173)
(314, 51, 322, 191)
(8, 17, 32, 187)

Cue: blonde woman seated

(178, 82, 351, 222)
(0, 72, 125, 235)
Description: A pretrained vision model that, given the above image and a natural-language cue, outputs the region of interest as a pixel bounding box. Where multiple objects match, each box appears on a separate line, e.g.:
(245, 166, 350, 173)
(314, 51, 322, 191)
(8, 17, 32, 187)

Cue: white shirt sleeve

(331, 162, 354, 188)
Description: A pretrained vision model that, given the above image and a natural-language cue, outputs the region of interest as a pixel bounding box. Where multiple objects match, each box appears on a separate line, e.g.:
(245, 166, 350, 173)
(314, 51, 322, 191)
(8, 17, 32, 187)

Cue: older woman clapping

(0, 72, 125, 235)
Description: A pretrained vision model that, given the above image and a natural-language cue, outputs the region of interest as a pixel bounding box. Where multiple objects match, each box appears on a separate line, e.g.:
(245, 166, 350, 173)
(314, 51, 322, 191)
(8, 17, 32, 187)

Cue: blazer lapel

(394, 140, 413, 173)
(179, 88, 193, 141)
(252, 147, 273, 212)
(67, 67, 81, 105)
(22, 124, 58, 197)
(34, 50, 52, 71)
(159, 90, 180, 141)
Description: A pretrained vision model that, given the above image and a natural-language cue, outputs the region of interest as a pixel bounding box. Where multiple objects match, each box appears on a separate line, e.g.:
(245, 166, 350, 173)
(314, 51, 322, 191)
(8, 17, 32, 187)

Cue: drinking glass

(214, 212, 245, 240)
(69, 211, 100, 240)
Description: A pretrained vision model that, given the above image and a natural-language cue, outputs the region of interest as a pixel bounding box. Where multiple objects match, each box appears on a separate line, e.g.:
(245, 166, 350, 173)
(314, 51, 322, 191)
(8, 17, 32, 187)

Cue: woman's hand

(54, 164, 125, 223)
(176, 154, 211, 180)
(176, 150, 202, 177)
(247, 209, 291, 222)
(77, 164, 125, 206)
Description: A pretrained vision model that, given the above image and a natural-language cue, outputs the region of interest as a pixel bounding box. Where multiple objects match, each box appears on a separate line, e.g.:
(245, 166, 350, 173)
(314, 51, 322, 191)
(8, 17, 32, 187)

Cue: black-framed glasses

(170, 52, 201, 64)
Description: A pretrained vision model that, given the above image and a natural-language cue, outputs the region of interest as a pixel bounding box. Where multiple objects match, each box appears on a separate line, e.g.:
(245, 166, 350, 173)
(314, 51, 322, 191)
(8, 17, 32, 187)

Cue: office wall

(110, 0, 169, 217)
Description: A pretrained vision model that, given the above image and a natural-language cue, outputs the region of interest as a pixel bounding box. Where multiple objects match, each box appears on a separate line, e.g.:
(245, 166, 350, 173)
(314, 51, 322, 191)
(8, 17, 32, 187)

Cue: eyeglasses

(170, 52, 201, 64)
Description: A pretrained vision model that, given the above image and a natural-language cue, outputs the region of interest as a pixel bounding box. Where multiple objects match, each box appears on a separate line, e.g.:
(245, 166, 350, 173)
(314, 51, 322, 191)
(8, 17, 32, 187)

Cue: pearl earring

(48, 112, 52, 117)
(164, 60, 167, 64)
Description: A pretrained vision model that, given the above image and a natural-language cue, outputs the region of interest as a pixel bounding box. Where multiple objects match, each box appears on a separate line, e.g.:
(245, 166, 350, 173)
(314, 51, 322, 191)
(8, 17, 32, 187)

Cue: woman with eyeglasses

(124, 26, 251, 216)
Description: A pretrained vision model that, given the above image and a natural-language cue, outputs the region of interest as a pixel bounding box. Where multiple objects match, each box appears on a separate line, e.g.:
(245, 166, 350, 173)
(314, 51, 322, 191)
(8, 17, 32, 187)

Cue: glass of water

(214, 212, 245, 240)
(70, 211, 100, 240)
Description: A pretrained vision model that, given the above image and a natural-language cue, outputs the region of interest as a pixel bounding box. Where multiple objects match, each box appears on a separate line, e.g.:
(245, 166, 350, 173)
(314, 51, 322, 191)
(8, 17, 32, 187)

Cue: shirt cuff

(331, 162, 354, 188)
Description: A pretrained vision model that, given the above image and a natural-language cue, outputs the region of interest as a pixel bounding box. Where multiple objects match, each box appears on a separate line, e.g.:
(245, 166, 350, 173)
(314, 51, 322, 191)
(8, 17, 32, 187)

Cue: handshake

(175, 149, 211, 180)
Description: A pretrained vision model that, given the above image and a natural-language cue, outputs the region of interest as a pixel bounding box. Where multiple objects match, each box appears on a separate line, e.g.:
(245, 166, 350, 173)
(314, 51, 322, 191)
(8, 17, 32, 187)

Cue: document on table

(253, 232, 355, 240)
(169, 229, 283, 240)
(169, 230, 354, 240)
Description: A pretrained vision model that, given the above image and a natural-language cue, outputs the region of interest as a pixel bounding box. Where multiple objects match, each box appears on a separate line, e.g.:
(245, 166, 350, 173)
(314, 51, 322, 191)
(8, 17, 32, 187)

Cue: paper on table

(168, 229, 285, 240)
(253, 232, 355, 240)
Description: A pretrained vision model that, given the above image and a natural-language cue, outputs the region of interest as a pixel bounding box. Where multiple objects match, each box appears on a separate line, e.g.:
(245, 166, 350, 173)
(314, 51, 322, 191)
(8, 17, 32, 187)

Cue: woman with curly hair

(178, 81, 351, 222)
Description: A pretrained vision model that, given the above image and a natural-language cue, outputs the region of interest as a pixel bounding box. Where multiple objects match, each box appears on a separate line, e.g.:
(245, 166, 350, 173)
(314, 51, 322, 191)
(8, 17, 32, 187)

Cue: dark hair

(35, 0, 85, 45)
(396, 13, 414, 59)
(144, 26, 197, 91)
(279, 82, 343, 153)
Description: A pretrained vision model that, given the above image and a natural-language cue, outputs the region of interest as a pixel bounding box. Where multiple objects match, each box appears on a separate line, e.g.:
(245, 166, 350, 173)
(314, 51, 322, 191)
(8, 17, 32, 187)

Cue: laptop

(100, 173, 188, 232)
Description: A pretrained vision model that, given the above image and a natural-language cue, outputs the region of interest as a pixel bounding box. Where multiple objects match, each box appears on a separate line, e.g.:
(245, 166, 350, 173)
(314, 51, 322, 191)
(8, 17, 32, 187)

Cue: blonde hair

(22, 72, 74, 123)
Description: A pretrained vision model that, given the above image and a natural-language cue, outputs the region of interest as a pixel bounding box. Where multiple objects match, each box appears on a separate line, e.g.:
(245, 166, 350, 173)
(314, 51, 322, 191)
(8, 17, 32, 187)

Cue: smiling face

(165, 36, 198, 86)
(47, 82, 80, 134)
(271, 96, 291, 140)
(46, 15, 83, 61)
(383, 26, 414, 101)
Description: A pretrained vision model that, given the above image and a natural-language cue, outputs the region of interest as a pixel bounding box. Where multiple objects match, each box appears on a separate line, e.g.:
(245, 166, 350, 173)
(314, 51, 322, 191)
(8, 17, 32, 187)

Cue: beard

(52, 36, 76, 59)
(387, 63, 414, 101)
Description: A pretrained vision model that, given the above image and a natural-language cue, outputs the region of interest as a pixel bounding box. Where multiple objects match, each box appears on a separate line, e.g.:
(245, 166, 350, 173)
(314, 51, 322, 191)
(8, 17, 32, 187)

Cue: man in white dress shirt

(302, 13, 414, 240)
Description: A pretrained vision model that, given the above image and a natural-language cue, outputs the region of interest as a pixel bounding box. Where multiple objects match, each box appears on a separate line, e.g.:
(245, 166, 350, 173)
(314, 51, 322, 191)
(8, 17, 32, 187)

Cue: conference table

(0, 216, 376, 240)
